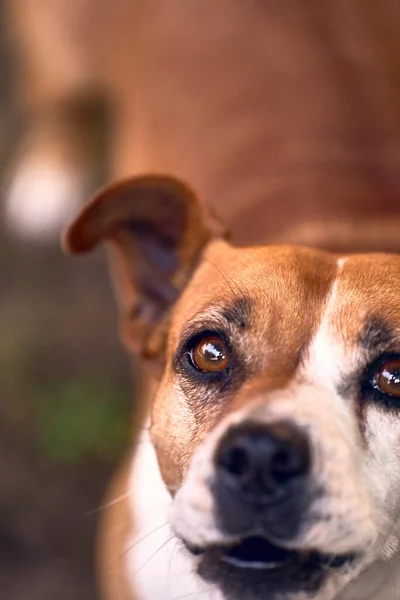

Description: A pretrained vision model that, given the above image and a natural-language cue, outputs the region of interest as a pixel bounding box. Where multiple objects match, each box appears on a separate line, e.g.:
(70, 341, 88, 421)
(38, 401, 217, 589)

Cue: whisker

(86, 427, 153, 516)
(172, 590, 213, 600)
(168, 537, 180, 571)
(133, 534, 175, 576)
(166, 537, 181, 594)
(86, 491, 132, 516)
(166, 537, 201, 580)
(111, 521, 169, 568)
(204, 257, 246, 304)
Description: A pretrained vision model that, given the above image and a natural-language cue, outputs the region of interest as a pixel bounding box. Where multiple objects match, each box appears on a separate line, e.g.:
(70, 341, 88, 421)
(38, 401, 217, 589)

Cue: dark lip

(184, 535, 356, 573)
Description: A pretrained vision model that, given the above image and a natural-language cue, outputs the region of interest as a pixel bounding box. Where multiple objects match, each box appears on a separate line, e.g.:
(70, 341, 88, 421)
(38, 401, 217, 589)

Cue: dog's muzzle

(178, 419, 355, 577)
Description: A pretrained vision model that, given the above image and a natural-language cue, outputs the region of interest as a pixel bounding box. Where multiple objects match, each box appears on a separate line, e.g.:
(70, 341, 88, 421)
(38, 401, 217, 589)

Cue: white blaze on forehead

(306, 256, 368, 392)
(337, 257, 349, 270)
(306, 271, 344, 392)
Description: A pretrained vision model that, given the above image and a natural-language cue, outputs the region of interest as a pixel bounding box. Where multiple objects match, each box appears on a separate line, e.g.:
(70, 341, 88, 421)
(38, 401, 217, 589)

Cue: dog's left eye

(373, 358, 400, 397)
(191, 334, 230, 372)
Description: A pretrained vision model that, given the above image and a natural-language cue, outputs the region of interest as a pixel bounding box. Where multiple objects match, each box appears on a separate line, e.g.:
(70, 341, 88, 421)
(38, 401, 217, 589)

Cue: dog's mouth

(185, 535, 355, 572)
(219, 536, 299, 570)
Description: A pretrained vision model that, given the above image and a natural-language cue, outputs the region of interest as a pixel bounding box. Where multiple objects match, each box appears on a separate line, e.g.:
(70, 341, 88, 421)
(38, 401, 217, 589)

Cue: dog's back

(5, 0, 400, 249)
(110, 1, 400, 251)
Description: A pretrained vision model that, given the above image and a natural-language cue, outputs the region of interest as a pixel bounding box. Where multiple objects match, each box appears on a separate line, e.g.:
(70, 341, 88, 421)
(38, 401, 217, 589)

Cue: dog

(63, 171, 400, 600)
(11, 1, 400, 598)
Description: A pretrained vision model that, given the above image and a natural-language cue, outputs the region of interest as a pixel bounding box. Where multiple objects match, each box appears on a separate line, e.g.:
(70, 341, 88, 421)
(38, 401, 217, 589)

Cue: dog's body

(5, 1, 400, 248)
(9, 1, 400, 599)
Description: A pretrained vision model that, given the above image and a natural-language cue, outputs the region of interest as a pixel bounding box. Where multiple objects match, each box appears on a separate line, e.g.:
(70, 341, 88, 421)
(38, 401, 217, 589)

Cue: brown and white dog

(10, 1, 400, 599)
(64, 172, 400, 600)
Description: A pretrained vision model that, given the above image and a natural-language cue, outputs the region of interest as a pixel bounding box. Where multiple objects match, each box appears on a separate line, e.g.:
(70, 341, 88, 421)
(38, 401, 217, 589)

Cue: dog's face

(162, 244, 400, 600)
(65, 176, 400, 600)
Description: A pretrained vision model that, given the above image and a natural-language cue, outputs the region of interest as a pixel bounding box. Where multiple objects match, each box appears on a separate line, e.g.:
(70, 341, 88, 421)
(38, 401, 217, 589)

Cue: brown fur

(6, 0, 400, 247)
(96, 457, 133, 600)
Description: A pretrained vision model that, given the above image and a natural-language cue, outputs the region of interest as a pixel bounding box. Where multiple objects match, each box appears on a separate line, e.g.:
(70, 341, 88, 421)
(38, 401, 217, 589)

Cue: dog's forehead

(171, 244, 400, 342)
(322, 253, 400, 336)
(171, 242, 336, 335)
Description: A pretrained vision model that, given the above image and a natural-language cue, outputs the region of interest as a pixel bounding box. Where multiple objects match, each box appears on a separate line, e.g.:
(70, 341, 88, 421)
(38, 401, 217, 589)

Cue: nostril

(266, 421, 310, 485)
(270, 445, 307, 484)
(218, 442, 251, 479)
(270, 448, 293, 482)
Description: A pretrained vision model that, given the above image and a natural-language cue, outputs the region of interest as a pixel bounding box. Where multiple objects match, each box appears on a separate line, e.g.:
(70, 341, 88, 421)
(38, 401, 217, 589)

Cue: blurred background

(0, 4, 131, 599)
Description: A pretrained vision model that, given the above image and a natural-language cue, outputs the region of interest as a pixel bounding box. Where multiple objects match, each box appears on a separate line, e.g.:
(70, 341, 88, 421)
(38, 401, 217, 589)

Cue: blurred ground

(0, 11, 132, 600)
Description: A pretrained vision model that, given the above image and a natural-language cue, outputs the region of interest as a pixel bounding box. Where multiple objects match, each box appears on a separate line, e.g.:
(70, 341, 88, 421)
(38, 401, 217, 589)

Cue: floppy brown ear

(63, 174, 222, 367)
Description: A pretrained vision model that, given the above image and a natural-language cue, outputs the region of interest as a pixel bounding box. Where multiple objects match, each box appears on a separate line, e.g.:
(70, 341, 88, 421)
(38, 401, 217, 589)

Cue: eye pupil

(376, 359, 400, 397)
(192, 335, 230, 372)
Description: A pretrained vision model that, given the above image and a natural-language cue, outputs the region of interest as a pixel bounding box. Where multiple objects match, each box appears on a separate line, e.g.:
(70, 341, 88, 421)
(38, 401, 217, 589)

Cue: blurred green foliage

(36, 379, 130, 465)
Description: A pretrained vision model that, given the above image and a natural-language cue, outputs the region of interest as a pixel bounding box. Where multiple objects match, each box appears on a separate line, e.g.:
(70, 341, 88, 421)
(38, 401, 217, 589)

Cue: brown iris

(192, 334, 230, 372)
(375, 359, 400, 397)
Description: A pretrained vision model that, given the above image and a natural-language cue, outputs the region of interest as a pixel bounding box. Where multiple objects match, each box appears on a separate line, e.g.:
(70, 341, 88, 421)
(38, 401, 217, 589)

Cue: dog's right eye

(363, 354, 400, 407)
(175, 330, 234, 386)
(190, 334, 230, 372)
(374, 358, 400, 397)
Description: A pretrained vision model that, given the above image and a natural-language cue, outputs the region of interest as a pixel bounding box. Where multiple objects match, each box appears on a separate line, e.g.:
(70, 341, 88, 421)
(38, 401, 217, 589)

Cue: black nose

(215, 421, 310, 503)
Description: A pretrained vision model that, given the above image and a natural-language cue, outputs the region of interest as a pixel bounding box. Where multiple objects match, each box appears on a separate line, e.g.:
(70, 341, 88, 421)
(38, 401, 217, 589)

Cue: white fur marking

(126, 426, 210, 599)
(337, 257, 348, 270)
(307, 275, 343, 391)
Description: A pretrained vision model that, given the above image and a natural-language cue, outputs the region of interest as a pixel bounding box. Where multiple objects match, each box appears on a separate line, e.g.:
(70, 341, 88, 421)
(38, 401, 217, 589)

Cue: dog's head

(64, 175, 400, 600)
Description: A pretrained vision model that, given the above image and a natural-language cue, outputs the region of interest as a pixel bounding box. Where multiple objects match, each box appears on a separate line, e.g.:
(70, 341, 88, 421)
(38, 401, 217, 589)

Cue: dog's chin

(182, 535, 357, 600)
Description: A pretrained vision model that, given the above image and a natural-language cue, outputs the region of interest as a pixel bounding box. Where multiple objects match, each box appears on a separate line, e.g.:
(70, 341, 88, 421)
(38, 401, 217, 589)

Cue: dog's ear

(63, 174, 222, 368)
